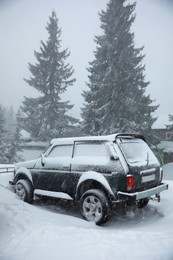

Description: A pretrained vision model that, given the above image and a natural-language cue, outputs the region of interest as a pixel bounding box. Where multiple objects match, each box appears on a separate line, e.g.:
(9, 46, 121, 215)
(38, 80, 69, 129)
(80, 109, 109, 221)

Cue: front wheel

(15, 179, 34, 204)
(80, 189, 111, 225)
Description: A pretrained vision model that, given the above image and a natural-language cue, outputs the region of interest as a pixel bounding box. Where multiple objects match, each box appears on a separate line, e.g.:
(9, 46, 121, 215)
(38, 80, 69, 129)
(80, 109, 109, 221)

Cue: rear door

(116, 138, 161, 191)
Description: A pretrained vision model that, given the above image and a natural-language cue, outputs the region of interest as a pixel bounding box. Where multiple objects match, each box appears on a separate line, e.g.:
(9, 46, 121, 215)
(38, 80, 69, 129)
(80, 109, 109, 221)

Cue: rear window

(118, 139, 159, 165)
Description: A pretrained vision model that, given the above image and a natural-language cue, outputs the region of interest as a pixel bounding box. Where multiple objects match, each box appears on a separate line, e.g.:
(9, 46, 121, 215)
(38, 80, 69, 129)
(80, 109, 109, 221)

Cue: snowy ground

(0, 165, 173, 260)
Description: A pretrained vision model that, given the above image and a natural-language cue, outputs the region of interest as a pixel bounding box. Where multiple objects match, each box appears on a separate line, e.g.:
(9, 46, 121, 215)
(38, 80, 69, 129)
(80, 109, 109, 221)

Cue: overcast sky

(0, 0, 173, 120)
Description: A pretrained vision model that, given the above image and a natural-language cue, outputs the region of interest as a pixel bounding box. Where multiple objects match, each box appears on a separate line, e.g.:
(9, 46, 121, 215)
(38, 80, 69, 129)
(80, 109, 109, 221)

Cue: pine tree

(4, 106, 16, 134)
(21, 11, 76, 141)
(168, 115, 173, 128)
(0, 105, 9, 163)
(0, 105, 23, 164)
(4, 126, 23, 163)
(166, 115, 173, 141)
(81, 0, 158, 141)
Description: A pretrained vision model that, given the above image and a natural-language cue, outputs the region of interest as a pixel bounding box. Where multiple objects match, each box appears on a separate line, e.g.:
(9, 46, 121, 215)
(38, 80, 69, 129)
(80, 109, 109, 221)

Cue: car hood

(15, 159, 38, 170)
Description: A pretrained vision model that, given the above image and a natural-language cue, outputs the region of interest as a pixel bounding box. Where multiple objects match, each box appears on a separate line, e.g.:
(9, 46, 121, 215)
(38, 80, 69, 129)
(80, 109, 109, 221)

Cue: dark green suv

(10, 133, 168, 225)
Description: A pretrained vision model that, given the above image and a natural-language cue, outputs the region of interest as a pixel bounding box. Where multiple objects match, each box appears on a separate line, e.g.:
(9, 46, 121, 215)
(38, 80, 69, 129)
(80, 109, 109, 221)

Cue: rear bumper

(117, 183, 168, 201)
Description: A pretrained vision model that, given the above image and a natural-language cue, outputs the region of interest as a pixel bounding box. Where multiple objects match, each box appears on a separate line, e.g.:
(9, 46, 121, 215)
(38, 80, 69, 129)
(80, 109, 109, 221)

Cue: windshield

(118, 139, 159, 165)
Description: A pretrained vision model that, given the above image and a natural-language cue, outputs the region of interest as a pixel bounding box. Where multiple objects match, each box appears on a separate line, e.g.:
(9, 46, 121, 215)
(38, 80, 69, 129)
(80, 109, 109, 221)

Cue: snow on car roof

(51, 133, 144, 145)
(51, 134, 117, 145)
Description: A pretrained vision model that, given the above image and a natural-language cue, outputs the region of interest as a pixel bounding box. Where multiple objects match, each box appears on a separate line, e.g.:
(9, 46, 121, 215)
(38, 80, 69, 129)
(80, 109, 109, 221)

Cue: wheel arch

(15, 167, 34, 187)
(76, 171, 115, 202)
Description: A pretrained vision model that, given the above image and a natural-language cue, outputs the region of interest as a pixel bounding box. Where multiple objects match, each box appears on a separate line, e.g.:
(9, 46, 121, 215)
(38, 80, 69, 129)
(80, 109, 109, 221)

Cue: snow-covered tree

(168, 115, 173, 129)
(0, 105, 9, 163)
(81, 0, 158, 140)
(0, 105, 23, 164)
(21, 11, 76, 141)
(4, 126, 23, 163)
(4, 106, 16, 134)
(166, 115, 173, 141)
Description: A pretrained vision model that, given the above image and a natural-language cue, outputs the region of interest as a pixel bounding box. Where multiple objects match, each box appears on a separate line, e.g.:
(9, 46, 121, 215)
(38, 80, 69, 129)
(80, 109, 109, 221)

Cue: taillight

(127, 175, 134, 191)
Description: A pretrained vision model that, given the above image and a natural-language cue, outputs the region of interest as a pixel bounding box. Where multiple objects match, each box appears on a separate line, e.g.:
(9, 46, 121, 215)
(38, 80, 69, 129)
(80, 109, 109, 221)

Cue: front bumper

(117, 183, 168, 201)
(9, 180, 15, 185)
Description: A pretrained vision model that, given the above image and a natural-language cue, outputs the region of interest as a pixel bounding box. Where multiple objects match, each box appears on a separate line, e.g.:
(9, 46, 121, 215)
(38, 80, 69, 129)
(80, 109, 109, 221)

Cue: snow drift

(0, 165, 173, 260)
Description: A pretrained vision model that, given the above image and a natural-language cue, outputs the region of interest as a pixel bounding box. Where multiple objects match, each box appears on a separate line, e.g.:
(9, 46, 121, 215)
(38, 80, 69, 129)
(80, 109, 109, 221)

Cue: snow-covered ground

(0, 165, 173, 260)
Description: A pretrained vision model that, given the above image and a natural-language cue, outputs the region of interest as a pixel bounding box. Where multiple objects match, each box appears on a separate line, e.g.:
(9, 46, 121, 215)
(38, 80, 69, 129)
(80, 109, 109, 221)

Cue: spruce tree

(21, 11, 76, 141)
(167, 115, 173, 140)
(5, 126, 23, 163)
(0, 106, 9, 163)
(4, 106, 16, 134)
(0, 105, 23, 164)
(168, 115, 173, 128)
(81, 0, 158, 140)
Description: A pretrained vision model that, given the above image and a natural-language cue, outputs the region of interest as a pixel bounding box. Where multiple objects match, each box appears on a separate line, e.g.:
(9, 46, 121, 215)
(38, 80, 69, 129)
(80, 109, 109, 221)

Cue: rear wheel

(15, 179, 34, 204)
(80, 189, 111, 225)
(137, 198, 149, 209)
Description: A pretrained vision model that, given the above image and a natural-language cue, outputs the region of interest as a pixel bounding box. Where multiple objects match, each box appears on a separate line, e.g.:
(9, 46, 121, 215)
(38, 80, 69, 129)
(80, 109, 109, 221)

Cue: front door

(32, 144, 73, 192)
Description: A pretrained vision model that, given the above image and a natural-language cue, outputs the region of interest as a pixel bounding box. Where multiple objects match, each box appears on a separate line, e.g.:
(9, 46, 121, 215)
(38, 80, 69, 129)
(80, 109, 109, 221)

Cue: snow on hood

(15, 159, 38, 170)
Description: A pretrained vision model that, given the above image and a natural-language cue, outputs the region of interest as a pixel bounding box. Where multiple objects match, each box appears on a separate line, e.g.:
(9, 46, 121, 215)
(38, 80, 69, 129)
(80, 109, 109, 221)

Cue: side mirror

(41, 154, 46, 166)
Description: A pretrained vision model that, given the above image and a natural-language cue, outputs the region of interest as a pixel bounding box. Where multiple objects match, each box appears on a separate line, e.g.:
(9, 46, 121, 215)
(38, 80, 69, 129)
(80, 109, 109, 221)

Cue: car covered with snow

(10, 133, 168, 225)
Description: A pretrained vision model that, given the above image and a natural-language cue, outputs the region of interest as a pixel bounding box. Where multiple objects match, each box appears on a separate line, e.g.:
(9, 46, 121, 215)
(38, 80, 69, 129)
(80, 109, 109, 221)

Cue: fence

(0, 165, 14, 174)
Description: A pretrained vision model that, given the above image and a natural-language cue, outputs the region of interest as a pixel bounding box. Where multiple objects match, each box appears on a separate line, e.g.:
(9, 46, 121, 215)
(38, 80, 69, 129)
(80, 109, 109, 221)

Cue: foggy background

(0, 0, 172, 120)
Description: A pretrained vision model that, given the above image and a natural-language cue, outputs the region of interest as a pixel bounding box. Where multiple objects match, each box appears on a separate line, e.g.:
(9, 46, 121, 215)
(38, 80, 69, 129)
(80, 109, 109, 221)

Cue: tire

(15, 179, 34, 204)
(80, 189, 111, 225)
(137, 198, 149, 209)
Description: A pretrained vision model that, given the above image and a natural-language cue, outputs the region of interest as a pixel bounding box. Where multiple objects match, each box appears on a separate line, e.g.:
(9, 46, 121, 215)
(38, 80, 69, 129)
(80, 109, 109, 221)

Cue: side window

(47, 145, 73, 158)
(74, 142, 108, 158)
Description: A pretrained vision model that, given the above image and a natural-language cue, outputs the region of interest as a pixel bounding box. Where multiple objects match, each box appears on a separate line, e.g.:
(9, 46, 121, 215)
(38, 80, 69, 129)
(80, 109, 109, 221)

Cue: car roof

(51, 133, 145, 145)
(51, 134, 116, 145)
